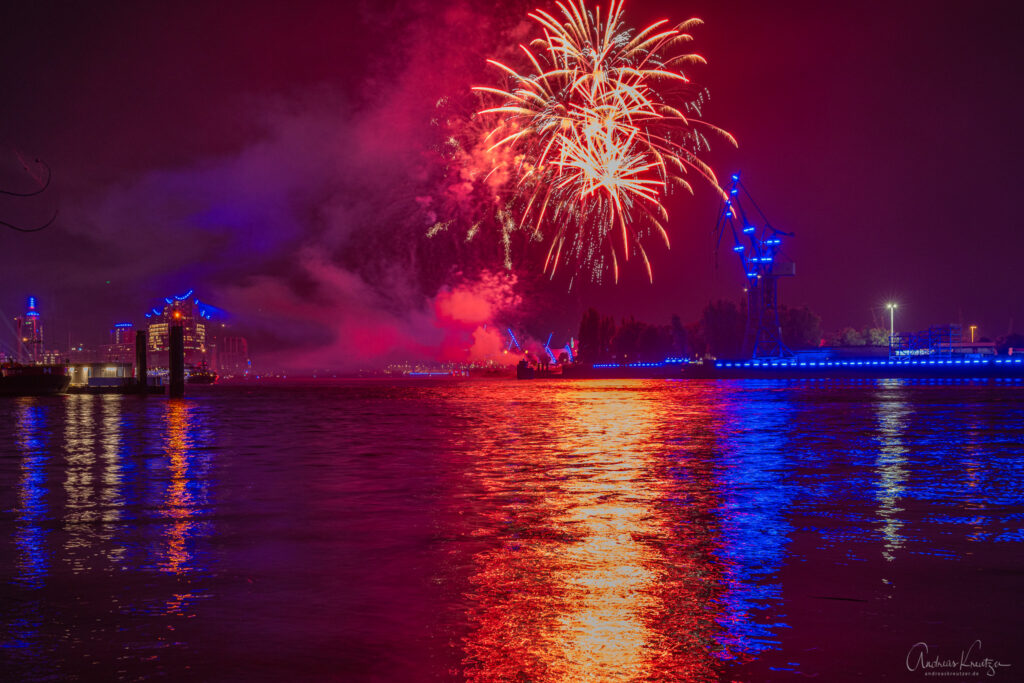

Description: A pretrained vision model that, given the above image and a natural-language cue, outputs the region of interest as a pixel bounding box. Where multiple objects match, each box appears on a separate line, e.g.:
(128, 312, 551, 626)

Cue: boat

(516, 359, 535, 380)
(187, 361, 218, 384)
(0, 364, 71, 396)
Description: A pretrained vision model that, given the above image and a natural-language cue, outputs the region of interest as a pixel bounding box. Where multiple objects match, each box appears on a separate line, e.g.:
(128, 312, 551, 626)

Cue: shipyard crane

(714, 173, 795, 359)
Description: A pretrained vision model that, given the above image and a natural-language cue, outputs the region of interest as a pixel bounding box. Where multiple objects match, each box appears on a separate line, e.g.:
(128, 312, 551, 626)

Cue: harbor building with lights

(99, 322, 137, 363)
(145, 290, 210, 369)
(13, 296, 44, 363)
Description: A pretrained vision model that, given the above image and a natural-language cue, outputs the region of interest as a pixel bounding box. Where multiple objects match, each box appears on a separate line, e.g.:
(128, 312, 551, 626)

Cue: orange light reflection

(459, 381, 728, 681)
(162, 400, 196, 575)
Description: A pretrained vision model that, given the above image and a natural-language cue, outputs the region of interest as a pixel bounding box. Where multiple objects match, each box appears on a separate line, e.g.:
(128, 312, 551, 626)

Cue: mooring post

(169, 326, 185, 398)
(135, 330, 148, 394)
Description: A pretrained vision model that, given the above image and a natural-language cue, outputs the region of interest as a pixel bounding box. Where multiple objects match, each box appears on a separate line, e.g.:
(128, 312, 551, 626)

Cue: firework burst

(474, 0, 735, 282)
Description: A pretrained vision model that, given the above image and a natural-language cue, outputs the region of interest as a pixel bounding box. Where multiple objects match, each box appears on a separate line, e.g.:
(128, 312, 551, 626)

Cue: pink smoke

(219, 254, 524, 371)
(434, 270, 524, 363)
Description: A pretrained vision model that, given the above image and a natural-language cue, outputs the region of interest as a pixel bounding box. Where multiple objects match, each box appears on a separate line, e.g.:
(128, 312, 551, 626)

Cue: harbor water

(1, 379, 1021, 681)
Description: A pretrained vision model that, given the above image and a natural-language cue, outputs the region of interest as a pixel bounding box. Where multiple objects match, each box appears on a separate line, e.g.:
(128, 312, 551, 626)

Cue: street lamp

(886, 303, 898, 351)
(969, 325, 977, 343)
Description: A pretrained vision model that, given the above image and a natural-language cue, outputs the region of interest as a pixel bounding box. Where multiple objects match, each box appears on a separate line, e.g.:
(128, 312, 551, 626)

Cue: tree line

(577, 301, 1024, 363)
(576, 299, 825, 362)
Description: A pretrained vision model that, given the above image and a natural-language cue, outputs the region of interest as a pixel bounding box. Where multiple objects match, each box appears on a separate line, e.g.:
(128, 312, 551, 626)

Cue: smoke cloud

(47, 0, 544, 371)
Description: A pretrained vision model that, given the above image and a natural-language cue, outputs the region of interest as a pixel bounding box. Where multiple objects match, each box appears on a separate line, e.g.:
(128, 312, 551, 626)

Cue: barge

(0, 364, 71, 396)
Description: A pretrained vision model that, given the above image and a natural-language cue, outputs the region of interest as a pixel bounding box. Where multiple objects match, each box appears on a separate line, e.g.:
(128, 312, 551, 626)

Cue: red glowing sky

(1, 0, 1022, 366)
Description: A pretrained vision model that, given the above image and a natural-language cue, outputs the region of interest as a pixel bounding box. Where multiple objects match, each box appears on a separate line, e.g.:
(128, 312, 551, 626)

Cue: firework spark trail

(474, 0, 735, 282)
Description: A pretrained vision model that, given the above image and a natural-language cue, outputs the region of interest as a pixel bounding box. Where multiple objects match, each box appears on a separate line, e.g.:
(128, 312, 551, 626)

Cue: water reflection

(63, 395, 97, 570)
(163, 400, 194, 574)
(6, 396, 218, 635)
(551, 387, 665, 680)
(703, 388, 793, 660)
(874, 380, 910, 562)
(8, 400, 50, 670)
(457, 384, 675, 680)
(98, 396, 126, 552)
(56, 396, 131, 572)
(456, 382, 793, 681)
(14, 398, 49, 588)
(159, 399, 213, 578)
(2, 379, 1023, 681)
(962, 410, 987, 543)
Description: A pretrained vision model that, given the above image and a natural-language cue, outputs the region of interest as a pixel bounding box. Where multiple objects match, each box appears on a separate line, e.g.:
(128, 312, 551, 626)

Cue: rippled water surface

(1, 379, 1022, 681)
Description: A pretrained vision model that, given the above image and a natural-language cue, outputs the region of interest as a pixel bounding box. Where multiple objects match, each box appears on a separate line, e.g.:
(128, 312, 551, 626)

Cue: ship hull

(0, 371, 70, 396)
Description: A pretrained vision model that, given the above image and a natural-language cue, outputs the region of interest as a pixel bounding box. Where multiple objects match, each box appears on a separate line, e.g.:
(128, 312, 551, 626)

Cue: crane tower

(714, 173, 795, 359)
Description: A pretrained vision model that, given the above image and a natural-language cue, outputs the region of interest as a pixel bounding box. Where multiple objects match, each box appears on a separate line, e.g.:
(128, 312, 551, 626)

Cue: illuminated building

(14, 296, 44, 363)
(145, 290, 211, 368)
(111, 322, 135, 345)
(100, 322, 136, 363)
(66, 362, 134, 387)
(69, 343, 100, 364)
(39, 350, 63, 365)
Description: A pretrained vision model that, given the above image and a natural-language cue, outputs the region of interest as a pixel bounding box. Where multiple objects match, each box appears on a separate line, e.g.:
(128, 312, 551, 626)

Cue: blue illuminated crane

(714, 173, 795, 359)
(506, 328, 521, 353)
(543, 333, 558, 364)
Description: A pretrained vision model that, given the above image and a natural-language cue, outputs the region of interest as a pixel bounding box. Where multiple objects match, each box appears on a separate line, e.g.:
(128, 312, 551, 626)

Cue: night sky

(2, 0, 1021, 368)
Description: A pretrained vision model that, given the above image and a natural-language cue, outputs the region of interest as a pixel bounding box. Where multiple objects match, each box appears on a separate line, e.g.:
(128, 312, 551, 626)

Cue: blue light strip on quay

(714, 358, 1023, 369)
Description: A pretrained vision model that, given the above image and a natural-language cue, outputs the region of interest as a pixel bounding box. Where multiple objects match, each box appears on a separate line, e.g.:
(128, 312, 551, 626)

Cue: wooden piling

(135, 330, 148, 394)
(169, 326, 185, 398)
